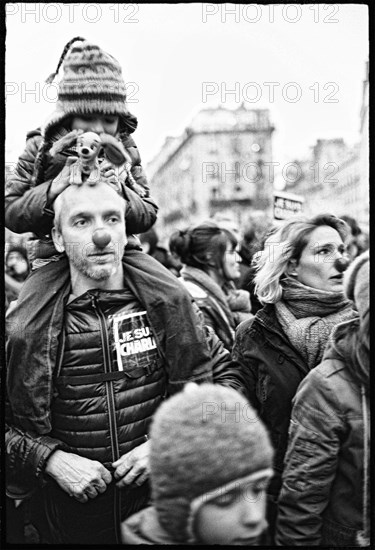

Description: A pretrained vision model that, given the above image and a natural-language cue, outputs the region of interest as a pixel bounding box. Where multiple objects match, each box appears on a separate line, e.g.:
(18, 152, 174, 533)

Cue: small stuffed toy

(70, 131, 102, 185)
(49, 130, 147, 196)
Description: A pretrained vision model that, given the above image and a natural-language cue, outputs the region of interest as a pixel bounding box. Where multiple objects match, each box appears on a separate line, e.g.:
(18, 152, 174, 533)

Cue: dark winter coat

(5, 128, 157, 238)
(232, 304, 309, 500)
(6, 253, 246, 492)
(52, 288, 167, 464)
(180, 267, 252, 352)
(276, 322, 370, 547)
(181, 277, 235, 351)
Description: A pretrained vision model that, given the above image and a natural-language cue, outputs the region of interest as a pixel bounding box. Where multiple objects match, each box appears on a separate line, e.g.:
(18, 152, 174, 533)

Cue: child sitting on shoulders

(5, 36, 157, 265)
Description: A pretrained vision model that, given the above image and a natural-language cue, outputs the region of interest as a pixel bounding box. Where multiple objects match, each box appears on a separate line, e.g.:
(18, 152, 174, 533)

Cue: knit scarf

(181, 266, 236, 329)
(223, 281, 252, 326)
(275, 276, 356, 370)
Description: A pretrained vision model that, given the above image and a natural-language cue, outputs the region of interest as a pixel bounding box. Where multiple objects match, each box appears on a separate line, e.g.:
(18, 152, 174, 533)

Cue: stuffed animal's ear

(49, 130, 81, 157)
(100, 134, 129, 166)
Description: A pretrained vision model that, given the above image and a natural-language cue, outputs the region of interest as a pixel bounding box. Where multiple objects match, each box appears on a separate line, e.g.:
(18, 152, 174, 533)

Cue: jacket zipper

(90, 293, 122, 544)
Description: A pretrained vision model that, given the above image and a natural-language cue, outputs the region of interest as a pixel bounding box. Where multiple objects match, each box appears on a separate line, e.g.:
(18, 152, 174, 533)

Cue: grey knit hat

(149, 383, 274, 542)
(343, 250, 369, 321)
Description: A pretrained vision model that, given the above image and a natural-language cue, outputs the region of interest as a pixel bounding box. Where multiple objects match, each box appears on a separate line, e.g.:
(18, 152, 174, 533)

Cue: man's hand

(112, 441, 150, 489)
(45, 450, 112, 503)
(47, 157, 77, 203)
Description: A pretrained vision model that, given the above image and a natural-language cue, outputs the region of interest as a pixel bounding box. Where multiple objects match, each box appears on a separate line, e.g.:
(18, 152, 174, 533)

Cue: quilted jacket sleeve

(122, 185, 158, 235)
(6, 422, 68, 497)
(122, 134, 149, 192)
(5, 134, 55, 235)
(275, 367, 342, 546)
(120, 134, 158, 234)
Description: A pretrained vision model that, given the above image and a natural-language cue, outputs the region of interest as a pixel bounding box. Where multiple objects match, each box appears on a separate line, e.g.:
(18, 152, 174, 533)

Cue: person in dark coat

(6, 180, 247, 545)
(4, 37, 160, 545)
(170, 220, 253, 351)
(232, 213, 357, 542)
(276, 251, 370, 547)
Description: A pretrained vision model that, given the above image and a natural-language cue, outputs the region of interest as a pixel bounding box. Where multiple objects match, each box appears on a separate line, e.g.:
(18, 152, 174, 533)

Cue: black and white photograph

(4, 2, 370, 547)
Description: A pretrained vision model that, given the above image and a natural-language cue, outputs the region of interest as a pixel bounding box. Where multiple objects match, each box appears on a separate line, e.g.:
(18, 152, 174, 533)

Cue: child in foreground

(121, 383, 274, 545)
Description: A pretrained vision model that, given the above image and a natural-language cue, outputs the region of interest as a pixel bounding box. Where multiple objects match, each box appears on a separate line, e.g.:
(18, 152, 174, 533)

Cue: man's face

(52, 183, 127, 283)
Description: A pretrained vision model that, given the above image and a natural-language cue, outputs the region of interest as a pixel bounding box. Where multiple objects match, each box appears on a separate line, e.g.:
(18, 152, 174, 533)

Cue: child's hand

(100, 160, 122, 193)
(49, 129, 83, 157)
(48, 157, 77, 203)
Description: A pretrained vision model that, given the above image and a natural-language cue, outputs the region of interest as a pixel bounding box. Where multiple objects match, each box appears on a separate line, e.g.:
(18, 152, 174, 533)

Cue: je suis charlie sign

(273, 190, 304, 220)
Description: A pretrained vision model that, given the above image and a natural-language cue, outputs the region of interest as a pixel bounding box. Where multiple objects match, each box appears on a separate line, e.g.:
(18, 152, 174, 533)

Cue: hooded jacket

(121, 506, 178, 544)
(276, 320, 370, 547)
(5, 128, 157, 238)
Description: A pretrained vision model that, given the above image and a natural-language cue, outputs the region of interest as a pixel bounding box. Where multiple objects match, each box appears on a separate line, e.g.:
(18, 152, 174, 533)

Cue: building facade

(284, 63, 369, 230)
(147, 104, 275, 243)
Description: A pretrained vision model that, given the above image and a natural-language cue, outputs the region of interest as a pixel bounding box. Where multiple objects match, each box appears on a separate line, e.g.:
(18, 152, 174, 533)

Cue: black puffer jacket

(6, 254, 247, 493)
(51, 289, 167, 465)
(5, 129, 157, 237)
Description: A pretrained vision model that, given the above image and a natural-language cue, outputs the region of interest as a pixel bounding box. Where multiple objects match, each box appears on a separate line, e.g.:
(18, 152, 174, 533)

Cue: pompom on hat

(42, 37, 137, 140)
(343, 250, 369, 322)
(149, 383, 274, 543)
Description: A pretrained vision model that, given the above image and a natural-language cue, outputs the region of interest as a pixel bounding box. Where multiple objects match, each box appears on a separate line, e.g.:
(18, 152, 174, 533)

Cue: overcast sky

(5, 3, 368, 173)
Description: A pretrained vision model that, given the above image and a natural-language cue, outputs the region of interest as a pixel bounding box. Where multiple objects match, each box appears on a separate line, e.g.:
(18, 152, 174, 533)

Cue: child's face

(193, 469, 270, 545)
(71, 114, 119, 136)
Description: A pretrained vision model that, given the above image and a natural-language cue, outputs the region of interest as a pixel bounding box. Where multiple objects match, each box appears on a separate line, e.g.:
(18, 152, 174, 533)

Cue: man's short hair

(53, 181, 126, 232)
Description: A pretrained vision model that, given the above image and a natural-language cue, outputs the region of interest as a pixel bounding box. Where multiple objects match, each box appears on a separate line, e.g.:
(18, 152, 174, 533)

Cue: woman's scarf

(275, 276, 357, 370)
(181, 266, 236, 329)
(223, 281, 253, 326)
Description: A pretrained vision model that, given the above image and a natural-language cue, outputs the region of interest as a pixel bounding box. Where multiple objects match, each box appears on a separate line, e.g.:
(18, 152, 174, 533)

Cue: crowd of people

(4, 37, 370, 547)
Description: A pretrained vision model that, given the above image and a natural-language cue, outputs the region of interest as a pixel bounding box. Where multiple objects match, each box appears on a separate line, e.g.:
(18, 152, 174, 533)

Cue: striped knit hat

(42, 37, 137, 140)
(149, 383, 274, 543)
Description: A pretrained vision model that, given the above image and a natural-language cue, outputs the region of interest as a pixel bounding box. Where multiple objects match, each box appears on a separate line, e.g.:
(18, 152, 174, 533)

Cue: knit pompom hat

(42, 37, 137, 141)
(149, 383, 274, 543)
(343, 250, 369, 322)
